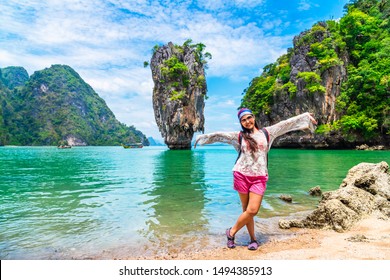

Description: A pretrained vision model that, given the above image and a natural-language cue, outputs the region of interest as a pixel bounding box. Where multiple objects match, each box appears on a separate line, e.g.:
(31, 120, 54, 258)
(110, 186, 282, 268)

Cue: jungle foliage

(241, 0, 389, 140)
(151, 39, 211, 101)
(0, 65, 148, 146)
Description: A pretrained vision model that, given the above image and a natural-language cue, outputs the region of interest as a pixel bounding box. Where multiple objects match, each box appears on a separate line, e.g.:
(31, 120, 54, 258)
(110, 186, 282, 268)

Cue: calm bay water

(0, 146, 389, 259)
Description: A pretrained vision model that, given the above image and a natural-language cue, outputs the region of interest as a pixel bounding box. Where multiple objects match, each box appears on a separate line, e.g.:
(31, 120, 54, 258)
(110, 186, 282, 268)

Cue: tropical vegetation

(241, 0, 389, 141)
(0, 65, 148, 146)
(148, 39, 212, 101)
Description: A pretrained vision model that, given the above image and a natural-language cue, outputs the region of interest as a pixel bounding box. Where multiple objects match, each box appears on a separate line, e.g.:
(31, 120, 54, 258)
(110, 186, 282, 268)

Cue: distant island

(0, 65, 149, 146)
(147, 137, 164, 146)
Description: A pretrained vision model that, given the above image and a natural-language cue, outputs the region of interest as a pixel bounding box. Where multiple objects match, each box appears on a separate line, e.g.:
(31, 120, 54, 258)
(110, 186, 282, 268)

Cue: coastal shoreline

(131, 214, 389, 260)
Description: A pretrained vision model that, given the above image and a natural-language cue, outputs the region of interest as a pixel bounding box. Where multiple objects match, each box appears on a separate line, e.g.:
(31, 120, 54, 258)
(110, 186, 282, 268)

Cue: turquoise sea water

(0, 146, 389, 259)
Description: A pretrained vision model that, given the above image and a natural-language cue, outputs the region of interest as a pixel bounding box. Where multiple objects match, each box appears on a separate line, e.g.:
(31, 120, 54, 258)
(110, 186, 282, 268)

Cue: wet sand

(136, 215, 390, 260)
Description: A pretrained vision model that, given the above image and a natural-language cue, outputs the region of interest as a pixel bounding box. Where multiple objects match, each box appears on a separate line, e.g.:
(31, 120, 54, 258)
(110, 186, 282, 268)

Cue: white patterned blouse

(195, 112, 316, 177)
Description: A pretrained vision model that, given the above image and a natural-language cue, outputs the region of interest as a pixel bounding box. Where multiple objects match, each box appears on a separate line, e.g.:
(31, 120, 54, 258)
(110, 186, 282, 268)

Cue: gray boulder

(308, 186, 322, 196)
(340, 161, 390, 199)
(279, 194, 293, 203)
(279, 161, 390, 232)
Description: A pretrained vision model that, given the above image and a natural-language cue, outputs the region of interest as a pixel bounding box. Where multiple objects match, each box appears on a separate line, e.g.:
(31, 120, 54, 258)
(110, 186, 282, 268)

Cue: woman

(194, 108, 317, 250)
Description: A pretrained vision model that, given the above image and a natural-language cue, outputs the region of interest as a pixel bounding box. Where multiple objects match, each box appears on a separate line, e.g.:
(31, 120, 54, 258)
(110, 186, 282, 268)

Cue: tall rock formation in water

(150, 41, 209, 149)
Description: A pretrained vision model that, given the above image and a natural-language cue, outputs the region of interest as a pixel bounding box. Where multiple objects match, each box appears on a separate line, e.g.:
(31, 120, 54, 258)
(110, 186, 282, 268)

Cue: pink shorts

(233, 171, 268, 195)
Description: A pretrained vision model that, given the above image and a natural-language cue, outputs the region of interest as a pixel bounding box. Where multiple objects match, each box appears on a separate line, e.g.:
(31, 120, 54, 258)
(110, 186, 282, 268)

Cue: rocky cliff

(150, 41, 208, 149)
(260, 22, 347, 125)
(241, 0, 390, 148)
(262, 22, 350, 148)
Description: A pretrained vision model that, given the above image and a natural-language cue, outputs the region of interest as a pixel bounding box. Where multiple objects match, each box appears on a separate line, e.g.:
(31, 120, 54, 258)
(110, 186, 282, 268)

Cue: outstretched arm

(265, 112, 317, 144)
(194, 131, 240, 151)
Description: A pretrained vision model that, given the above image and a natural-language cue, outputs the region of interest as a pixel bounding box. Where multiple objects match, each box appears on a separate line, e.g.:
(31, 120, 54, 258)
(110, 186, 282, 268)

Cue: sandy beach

(158, 215, 390, 260)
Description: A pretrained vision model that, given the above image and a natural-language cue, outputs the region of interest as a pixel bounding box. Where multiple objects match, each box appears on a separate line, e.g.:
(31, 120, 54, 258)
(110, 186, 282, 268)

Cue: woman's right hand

(194, 137, 200, 149)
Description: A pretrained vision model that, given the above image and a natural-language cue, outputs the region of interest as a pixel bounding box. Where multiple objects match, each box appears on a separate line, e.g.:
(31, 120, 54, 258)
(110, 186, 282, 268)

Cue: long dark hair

(240, 119, 260, 153)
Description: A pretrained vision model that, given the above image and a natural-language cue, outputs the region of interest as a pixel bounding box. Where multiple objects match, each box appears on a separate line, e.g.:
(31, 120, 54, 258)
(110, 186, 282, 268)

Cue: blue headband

(237, 108, 253, 120)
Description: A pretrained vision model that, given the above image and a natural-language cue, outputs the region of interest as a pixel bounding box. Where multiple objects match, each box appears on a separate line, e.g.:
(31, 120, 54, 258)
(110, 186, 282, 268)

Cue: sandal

(248, 240, 259, 250)
(226, 228, 236, 249)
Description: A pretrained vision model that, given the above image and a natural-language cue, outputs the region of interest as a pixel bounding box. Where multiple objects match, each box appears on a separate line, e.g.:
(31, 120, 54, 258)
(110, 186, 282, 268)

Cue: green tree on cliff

(241, 0, 389, 142)
(336, 0, 389, 139)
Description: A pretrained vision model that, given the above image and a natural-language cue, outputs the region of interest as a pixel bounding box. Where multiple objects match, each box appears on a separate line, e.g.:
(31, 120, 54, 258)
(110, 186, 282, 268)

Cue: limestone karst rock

(150, 42, 208, 149)
(258, 22, 349, 148)
(242, 21, 362, 148)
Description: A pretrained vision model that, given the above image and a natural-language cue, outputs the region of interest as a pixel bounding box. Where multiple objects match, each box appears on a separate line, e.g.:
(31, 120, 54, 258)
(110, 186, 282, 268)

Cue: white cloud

(298, 0, 318, 11)
(298, 0, 310, 11)
(197, 0, 265, 10)
(0, 0, 305, 140)
(233, 0, 265, 8)
(1, 0, 292, 77)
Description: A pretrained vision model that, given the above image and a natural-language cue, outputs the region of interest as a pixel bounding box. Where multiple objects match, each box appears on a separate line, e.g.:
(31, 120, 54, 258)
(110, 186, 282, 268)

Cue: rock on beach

(279, 194, 293, 203)
(279, 161, 390, 232)
(308, 186, 322, 196)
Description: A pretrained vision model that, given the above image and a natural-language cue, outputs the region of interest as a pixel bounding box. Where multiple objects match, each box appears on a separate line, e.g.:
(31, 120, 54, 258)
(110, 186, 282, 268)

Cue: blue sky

(0, 0, 349, 142)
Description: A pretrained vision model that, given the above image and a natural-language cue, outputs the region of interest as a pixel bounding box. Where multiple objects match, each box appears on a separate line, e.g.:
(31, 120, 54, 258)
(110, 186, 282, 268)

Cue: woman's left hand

(309, 113, 317, 125)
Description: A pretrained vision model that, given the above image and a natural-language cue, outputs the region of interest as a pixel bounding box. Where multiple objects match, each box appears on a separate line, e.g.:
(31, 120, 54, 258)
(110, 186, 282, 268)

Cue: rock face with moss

(276, 22, 349, 148)
(241, 0, 390, 148)
(243, 22, 349, 148)
(290, 22, 348, 126)
(150, 41, 209, 149)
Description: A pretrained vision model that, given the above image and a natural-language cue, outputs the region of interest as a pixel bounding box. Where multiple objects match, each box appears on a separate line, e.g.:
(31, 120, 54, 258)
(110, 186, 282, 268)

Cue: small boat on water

(121, 143, 143, 149)
(57, 145, 72, 149)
